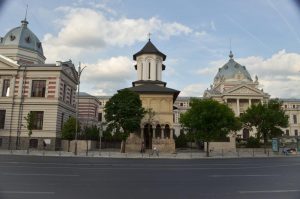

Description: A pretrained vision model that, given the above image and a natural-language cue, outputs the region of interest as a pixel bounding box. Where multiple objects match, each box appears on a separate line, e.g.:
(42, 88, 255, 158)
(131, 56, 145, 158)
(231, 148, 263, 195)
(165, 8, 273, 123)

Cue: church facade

(124, 39, 180, 153)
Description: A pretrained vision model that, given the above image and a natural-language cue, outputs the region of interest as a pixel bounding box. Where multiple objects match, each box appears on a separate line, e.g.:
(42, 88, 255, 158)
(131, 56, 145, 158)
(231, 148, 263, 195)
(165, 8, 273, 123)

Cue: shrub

(246, 136, 260, 148)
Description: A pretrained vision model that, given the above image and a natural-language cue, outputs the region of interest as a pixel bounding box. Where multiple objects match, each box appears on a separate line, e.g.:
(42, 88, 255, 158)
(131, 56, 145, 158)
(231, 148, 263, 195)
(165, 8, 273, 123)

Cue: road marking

(210, 174, 280, 177)
(2, 173, 79, 177)
(0, 191, 55, 194)
(239, 190, 300, 194)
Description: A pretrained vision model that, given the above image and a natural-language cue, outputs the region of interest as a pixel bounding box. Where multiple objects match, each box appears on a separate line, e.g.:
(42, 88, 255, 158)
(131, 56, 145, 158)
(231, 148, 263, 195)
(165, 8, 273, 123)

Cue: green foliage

(180, 98, 242, 156)
(102, 130, 113, 141)
(241, 99, 288, 151)
(104, 89, 145, 140)
(245, 136, 260, 148)
(61, 117, 80, 140)
(24, 112, 36, 137)
(175, 132, 187, 148)
(83, 125, 99, 140)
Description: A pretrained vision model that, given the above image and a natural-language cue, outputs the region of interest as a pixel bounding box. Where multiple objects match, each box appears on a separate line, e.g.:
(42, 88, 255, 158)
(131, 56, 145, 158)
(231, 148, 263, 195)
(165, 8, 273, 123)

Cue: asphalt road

(0, 155, 300, 199)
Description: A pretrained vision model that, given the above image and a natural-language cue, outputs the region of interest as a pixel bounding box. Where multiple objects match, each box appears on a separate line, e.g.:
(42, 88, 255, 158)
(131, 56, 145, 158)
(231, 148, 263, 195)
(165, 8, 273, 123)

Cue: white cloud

(80, 56, 135, 95)
(180, 83, 208, 97)
(43, 7, 194, 62)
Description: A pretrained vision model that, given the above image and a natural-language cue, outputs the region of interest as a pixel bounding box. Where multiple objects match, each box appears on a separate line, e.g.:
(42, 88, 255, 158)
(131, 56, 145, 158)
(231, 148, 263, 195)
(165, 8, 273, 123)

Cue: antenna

(24, 4, 28, 21)
(229, 38, 232, 52)
(147, 32, 151, 41)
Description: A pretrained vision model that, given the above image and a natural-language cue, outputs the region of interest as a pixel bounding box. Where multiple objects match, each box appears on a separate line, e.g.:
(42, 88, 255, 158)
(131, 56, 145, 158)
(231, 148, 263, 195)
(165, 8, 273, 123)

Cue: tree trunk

(120, 140, 126, 153)
(263, 133, 267, 154)
(206, 141, 209, 157)
(86, 139, 89, 156)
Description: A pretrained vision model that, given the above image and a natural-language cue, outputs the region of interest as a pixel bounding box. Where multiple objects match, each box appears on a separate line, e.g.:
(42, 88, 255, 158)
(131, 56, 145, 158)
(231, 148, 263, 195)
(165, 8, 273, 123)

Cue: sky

(0, 0, 300, 98)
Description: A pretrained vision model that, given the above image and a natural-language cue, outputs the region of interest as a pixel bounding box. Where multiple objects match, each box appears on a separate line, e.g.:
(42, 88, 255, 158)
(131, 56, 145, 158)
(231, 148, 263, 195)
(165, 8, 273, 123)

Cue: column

(153, 128, 156, 139)
(161, 128, 164, 139)
(224, 98, 227, 103)
(248, 99, 252, 108)
(141, 128, 144, 139)
(236, 98, 240, 116)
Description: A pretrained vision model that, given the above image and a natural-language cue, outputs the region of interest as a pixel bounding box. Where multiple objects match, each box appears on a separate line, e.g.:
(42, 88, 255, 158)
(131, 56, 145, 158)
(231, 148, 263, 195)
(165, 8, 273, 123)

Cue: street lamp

(74, 62, 87, 155)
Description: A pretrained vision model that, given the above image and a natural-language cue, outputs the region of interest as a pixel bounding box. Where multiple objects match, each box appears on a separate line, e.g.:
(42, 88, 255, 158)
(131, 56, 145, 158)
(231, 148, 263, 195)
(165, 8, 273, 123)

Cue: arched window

(148, 62, 151, 79)
(155, 124, 161, 138)
(164, 124, 170, 138)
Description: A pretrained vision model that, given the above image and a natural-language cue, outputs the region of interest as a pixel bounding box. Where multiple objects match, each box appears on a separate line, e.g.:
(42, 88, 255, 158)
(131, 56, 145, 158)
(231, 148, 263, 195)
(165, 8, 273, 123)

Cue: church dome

(0, 20, 44, 56)
(213, 51, 252, 84)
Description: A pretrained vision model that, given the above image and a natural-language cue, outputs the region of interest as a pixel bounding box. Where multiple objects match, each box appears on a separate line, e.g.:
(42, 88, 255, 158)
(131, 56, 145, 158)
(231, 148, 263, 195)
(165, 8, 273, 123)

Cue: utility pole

(74, 62, 87, 155)
(99, 122, 103, 156)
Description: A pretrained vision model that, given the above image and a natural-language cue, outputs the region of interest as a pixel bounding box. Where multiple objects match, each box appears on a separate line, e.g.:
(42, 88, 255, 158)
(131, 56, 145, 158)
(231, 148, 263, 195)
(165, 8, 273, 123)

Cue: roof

(133, 39, 166, 61)
(125, 83, 180, 101)
(0, 20, 44, 56)
(214, 51, 252, 84)
(79, 92, 93, 97)
(278, 98, 300, 102)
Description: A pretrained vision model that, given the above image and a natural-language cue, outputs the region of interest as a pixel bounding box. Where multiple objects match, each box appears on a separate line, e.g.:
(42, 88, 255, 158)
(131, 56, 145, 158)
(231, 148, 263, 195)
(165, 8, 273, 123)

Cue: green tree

(180, 98, 241, 157)
(104, 89, 145, 153)
(62, 117, 80, 152)
(24, 112, 36, 153)
(241, 99, 288, 153)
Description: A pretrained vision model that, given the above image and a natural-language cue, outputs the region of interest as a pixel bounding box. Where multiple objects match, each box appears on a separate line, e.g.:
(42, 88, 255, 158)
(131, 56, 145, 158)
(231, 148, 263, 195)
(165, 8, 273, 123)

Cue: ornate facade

(0, 19, 78, 150)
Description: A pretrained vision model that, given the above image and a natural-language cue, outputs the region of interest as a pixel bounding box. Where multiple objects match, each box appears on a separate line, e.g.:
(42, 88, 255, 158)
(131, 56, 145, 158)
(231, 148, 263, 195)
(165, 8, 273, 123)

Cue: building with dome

(0, 19, 78, 150)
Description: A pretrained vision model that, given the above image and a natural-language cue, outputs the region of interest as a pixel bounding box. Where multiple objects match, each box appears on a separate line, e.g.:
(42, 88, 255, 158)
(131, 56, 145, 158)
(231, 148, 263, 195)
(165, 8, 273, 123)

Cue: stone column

(161, 128, 164, 139)
(224, 98, 227, 103)
(153, 128, 156, 139)
(249, 99, 252, 108)
(141, 128, 144, 139)
(236, 98, 240, 116)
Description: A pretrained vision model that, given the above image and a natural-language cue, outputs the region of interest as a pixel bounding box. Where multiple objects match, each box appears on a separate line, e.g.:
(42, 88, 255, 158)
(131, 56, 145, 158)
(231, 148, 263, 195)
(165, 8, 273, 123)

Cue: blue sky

(0, 0, 300, 97)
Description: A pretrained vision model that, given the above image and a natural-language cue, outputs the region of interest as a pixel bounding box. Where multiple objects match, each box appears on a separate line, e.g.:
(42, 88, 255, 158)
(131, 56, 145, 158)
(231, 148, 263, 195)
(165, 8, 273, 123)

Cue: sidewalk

(0, 149, 298, 159)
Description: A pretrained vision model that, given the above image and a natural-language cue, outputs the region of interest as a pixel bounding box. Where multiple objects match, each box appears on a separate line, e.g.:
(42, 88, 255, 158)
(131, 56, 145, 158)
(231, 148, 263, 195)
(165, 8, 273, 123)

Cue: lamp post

(74, 62, 87, 155)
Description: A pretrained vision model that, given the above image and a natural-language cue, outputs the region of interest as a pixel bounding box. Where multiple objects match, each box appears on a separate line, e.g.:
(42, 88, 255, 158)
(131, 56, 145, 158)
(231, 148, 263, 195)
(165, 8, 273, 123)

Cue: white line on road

(239, 190, 300, 194)
(0, 191, 55, 194)
(210, 174, 280, 177)
(2, 173, 79, 177)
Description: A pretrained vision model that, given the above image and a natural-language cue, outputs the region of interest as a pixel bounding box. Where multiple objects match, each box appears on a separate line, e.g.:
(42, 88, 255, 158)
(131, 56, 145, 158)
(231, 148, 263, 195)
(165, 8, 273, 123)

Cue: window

(31, 111, 44, 130)
(293, 115, 297, 124)
(61, 113, 64, 130)
(31, 80, 46, 97)
(62, 84, 66, 101)
(180, 102, 183, 107)
(286, 130, 289, 136)
(295, 129, 298, 136)
(29, 139, 38, 148)
(0, 110, 5, 129)
(293, 105, 296, 109)
(0, 138, 2, 147)
(69, 88, 73, 104)
(148, 62, 151, 79)
(99, 101, 102, 106)
(98, 112, 102, 122)
(2, 79, 10, 97)
(284, 105, 287, 109)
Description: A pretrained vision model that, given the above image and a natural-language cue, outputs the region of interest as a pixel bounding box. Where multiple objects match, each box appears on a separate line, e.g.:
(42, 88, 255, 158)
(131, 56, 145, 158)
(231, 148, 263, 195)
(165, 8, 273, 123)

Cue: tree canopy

(241, 99, 288, 152)
(61, 117, 80, 140)
(180, 98, 241, 156)
(104, 89, 145, 152)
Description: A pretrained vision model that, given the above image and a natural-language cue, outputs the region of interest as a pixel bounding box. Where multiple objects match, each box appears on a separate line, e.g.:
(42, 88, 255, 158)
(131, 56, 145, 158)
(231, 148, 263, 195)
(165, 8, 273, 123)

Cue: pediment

(0, 55, 19, 69)
(62, 65, 78, 83)
(225, 85, 263, 95)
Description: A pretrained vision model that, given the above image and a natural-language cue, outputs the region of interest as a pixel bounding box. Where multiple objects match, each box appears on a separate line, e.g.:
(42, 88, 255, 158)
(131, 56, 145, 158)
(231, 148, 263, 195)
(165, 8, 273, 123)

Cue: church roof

(214, 51, 252, 84)
(0, 20, 44, 56)
(125, 83, 180, 101)
(133, 39, 166, 61)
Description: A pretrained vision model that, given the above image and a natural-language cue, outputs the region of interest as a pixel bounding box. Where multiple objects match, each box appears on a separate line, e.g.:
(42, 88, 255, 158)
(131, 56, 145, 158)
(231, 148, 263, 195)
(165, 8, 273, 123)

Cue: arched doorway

(164, 124, 170, 138)
(243, 128, 250, 139)
(144, 124, 153, 149)
(155, 124, 161, 138)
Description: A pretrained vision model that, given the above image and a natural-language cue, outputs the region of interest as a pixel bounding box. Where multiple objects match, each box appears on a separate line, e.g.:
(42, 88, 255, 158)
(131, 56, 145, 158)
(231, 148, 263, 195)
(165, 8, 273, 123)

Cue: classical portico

(125, 39, 180, 153)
